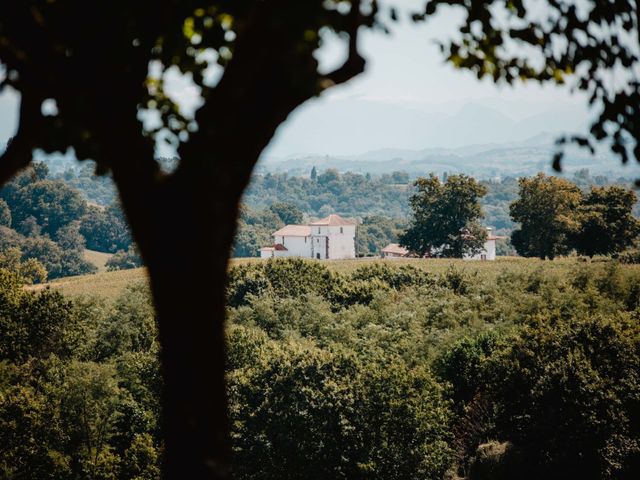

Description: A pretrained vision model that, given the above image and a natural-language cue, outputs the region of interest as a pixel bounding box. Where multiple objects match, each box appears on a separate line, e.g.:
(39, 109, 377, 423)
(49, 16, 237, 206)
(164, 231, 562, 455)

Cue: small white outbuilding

(463, 227, 498, 261)
(381, 243, 409, 258)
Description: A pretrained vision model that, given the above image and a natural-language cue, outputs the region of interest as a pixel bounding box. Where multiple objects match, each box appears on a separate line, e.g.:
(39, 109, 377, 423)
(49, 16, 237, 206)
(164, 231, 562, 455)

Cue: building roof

(309, 214, 356, 226)
(272, 225, 311, 237)
(260, 243, 288, 251)
(381, 243, 409, 255)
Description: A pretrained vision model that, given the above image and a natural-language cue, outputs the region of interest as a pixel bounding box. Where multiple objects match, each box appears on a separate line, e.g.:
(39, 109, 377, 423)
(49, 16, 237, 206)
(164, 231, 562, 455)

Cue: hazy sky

(261, 0, 589, 157)
(0, 0, 590, 159)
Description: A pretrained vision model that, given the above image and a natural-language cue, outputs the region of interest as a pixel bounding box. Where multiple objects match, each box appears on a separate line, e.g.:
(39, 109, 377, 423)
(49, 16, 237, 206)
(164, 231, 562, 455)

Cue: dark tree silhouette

(1, 1, 638, 478)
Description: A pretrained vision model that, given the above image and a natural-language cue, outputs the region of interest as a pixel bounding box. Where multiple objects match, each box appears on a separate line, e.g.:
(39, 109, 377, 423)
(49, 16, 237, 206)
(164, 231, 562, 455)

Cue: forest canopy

(2, 258, 640, 479)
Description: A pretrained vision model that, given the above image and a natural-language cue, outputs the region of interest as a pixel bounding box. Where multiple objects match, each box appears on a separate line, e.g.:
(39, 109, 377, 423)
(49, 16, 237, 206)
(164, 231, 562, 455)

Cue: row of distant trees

(0, 163, 136, 280)
(400, 173, 639, 259)
(511, 174, 639, 259)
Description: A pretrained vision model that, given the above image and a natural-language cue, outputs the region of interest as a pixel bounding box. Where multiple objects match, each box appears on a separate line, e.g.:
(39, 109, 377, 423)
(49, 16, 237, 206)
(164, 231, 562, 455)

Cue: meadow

(30, 255, 636, 300)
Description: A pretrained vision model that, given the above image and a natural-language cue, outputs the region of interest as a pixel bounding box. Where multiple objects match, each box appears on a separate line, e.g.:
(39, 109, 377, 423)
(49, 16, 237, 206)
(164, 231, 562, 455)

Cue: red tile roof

(260, 243, 288, 251)
(381, 243, 409, 255)
(309, 214, 356, 226)
(272, 225, 312, 237)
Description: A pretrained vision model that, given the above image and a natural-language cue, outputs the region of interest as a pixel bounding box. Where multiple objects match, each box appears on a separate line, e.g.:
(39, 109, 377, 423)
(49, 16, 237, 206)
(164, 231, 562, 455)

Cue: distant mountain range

(2, 94, 638, 180)
(256, 99, 640, 178)
(262, 99, 594, 156)
(258, 132, 640, 180)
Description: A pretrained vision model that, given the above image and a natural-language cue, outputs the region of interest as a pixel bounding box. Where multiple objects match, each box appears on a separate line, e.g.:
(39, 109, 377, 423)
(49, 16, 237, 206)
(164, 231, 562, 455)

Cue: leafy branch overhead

(414, 0, 640, 170)
(2, 1, 637, 185)
(0, 1, 380, 185)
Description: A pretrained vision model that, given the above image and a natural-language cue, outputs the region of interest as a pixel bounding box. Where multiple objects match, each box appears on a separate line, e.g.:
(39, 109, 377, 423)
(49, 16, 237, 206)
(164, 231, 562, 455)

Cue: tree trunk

(114, 166, 244, 480)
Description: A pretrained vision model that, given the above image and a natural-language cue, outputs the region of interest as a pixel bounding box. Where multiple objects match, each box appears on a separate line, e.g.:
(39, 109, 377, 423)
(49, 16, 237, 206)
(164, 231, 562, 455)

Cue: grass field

(28, 256, 637, 301)
(83, 249, 114, 272)
(29, 267, 148, 299)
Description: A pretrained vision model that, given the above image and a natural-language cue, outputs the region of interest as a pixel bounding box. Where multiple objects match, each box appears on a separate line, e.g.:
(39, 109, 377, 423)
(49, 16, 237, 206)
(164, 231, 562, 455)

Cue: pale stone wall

(274, 235, 312, 258)
(325, 225, 356, 259)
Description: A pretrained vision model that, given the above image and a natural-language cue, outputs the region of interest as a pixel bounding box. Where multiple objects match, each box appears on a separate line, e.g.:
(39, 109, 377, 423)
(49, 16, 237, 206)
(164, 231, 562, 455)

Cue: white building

(463, 228, 498, 261)
(381, 243, 409, 258)
(260, 214, 356, 260)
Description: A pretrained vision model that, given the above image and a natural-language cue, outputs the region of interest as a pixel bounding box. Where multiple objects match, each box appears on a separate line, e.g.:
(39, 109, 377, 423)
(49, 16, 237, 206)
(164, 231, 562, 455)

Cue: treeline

(51, 163, 118, 206)
(2, 258, 639, 478)
(510, 173, 640, 259)
(9, 164, 637, 268)
(49, 163, 636, 237)
(399, 172, 639, 260)
(238, 168, 637, 258)
(0, 163, 137, 280)
(243, 169, 411, 218)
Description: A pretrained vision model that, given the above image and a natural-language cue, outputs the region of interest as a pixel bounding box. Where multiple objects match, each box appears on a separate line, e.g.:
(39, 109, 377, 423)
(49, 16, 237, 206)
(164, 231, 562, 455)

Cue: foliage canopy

(400, 174, 488, 258)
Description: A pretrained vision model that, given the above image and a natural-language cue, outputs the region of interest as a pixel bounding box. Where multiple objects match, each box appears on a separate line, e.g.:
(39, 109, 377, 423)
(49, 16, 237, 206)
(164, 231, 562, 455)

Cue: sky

(0, 0, 591, 160)
(260, 0, 590, 158)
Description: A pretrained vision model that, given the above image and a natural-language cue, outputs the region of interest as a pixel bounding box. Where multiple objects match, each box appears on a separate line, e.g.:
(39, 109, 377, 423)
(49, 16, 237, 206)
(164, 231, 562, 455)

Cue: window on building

(318, 227, 320, 234)
(340, 227, 343, 233)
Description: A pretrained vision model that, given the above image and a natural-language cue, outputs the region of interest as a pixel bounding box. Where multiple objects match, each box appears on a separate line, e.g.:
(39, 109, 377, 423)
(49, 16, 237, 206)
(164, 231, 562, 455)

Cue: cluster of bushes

(105, 245, 143, 271)
(226, 259, 436, 309)
(618, 247, 640, 264)
(226, 259, 640, 479)
(0, 273, 161, 478)
(0, 247, 47, 284)
(0, 163, 137, 279)
(2, 258, 640, 478)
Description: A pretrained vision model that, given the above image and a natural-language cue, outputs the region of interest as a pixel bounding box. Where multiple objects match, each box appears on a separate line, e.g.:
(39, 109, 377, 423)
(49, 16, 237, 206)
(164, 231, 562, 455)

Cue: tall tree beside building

(510, 174, 582, 259)
(400, 174, 487, 258)
(571, 186, 640, 257)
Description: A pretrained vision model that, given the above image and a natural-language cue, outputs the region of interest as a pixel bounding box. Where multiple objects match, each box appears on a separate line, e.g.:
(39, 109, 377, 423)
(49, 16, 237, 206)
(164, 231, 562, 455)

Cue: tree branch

(321, 0, 366, 89)
(179, 0, 367, 198)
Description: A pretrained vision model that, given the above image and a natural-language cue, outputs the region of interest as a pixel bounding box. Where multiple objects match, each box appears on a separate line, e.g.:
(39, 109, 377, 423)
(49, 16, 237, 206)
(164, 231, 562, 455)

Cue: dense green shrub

(106, 245, 143, 271)
(438, 312, 640, 480)
(0, 282, 162, 479)
(619, 247, 640, 264)
(0, 269, 77, 362)
(351, 263, 435, 289)
(229, 342, 453, 480)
